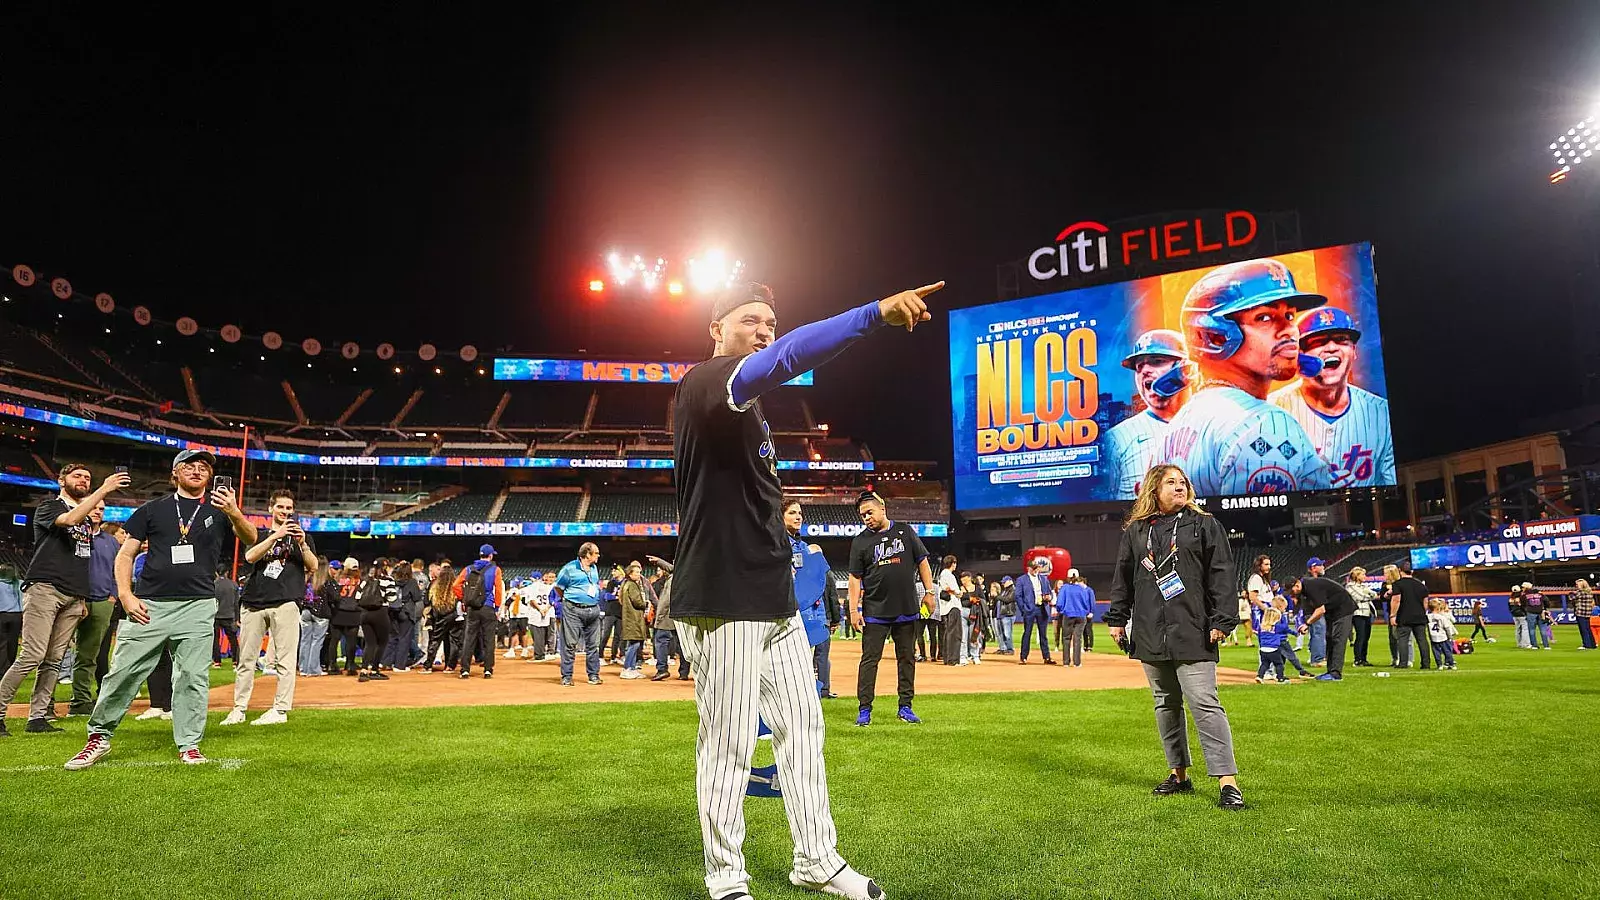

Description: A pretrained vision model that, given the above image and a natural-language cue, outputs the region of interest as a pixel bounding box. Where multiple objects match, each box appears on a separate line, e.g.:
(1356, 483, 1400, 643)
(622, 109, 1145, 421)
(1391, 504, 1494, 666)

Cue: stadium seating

(497, 384, 592, 429)
(401, 493, 496, 521)
(497, 493, 583, 522)
(585, 492, 676, 523)
(591, 385, 670, 429)
(1326, 546, 1414, 578)
(406, 387, 504, 427)
(773, 437, 809, 460)
(799, 504, 861, 527)
(762, 392, 810, 431)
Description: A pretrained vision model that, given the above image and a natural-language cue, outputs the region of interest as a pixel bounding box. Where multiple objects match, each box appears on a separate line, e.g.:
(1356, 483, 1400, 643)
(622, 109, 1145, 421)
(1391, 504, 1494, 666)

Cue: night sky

(4, 4, 1598, 466)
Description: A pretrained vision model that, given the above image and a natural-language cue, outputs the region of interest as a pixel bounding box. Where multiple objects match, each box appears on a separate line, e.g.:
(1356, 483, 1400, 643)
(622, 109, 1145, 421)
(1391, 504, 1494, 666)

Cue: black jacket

(1105, 510, 1239, 663)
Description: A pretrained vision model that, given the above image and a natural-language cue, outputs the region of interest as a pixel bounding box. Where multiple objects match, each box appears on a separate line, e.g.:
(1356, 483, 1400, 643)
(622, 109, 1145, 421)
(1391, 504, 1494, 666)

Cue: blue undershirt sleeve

(729, 301, 883, 408)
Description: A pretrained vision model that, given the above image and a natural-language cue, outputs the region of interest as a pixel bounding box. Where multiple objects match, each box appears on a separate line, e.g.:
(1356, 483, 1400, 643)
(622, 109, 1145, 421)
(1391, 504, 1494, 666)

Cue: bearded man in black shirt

(0, 463, 128, 737)
(672, 278, 941, 900)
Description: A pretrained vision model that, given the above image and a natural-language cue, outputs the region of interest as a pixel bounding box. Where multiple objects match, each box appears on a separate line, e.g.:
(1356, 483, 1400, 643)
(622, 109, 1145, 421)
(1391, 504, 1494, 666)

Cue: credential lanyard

(1142, 512, 1181, 574)
(174, 494, 203, 544)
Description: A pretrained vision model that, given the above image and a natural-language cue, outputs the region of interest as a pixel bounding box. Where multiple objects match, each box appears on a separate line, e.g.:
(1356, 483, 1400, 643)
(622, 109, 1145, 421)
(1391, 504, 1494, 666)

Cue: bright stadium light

(668, 281, 684, 296)
(588, 279, 605, 292)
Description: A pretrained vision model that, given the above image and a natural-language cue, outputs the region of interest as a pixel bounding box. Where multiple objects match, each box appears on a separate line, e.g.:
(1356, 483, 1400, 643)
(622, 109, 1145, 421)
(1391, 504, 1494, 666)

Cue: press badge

(262, 560, 285, 580)
(171, 545, 196, 565)
(1156, 570, 1185, 601)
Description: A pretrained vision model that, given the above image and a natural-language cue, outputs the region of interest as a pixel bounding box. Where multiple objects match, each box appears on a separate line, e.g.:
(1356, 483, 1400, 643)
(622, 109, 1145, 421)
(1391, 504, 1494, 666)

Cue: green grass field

(2, 625, 1597, 899)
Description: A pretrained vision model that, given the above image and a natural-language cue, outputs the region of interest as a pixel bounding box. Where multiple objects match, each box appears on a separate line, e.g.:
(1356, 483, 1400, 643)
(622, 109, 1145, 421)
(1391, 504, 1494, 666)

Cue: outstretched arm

(729, 282, 943, 407)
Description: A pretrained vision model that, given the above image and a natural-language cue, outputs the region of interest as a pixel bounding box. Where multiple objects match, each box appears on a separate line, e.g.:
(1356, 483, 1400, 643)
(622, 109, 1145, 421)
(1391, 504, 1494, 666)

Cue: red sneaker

(179, 748, 209, 765)
(64, 734, 112, 771)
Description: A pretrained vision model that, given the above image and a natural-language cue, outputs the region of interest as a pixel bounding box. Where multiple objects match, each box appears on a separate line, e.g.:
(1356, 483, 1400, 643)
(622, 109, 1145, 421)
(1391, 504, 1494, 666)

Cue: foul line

(0, 757, 248, 775)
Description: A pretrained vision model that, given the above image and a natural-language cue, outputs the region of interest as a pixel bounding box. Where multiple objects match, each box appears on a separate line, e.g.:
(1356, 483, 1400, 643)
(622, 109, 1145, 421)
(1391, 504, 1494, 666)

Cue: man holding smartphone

(222, 488, 315, 726)
(65, 449, 256, 769)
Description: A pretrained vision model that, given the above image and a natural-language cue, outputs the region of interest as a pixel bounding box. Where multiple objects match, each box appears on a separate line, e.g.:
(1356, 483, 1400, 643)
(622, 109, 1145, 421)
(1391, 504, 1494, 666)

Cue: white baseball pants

(676, 613, 847, 899)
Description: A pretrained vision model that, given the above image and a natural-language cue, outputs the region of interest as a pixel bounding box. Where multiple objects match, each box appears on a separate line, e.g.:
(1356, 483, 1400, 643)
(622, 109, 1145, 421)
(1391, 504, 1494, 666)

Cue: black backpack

(462, 565, 490, 610)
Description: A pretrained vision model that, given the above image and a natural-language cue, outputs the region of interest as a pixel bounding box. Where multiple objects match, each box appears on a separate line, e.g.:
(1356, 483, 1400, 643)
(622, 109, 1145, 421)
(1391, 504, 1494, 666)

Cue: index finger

(913, 281, 946, 299)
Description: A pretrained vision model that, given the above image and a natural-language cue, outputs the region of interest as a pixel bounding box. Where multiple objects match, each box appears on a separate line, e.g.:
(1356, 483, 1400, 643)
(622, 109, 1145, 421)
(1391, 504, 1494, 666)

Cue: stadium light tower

(1549, 111, 1598, 184)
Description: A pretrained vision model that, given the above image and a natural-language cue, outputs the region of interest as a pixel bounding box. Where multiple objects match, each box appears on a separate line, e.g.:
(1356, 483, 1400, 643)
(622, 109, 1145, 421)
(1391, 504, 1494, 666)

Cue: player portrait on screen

(1268, 307, 1395, 488)
(1160, 258, 1332, 496)
(1104, 329, 1195, 498)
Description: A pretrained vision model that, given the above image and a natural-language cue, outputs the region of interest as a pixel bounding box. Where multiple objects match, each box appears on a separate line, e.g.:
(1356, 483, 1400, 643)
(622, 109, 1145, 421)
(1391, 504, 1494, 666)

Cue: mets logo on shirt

(1245, 466, 1294, 493)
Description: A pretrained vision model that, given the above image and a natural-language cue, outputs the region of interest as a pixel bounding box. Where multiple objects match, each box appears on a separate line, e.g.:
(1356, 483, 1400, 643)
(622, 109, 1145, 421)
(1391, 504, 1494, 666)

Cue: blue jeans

(1514, 617, 1530, 648)
(1309, 618, 1327, 664)
(560, 604, 604, 680)
(1433, 640, 1455, 667)
(997, 615, 1015, 652)
(1527, 613, 1548, 648)
(1580, 616, 1597, 650)
(814, 641, 832, 693)
(623, 639, 643, 670)
(654, 628, 689, 678)
(1280, 640, 1309, 675)
(298, 613, 328, 675)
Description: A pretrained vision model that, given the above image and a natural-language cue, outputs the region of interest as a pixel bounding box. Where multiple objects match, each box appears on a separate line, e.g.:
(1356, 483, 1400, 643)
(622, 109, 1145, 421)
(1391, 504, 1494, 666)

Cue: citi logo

(1026, 211, 1260, 283)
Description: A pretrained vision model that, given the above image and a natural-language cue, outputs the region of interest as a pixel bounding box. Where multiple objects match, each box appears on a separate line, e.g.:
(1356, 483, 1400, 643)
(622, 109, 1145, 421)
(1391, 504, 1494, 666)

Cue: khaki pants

(0, 583, 87, 720)
(232, 602, 300, 714)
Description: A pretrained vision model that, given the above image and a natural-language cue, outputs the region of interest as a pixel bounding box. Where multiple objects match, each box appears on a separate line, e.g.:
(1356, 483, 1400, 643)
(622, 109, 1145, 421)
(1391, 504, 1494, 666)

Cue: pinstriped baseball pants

(676, 613, 847, 899)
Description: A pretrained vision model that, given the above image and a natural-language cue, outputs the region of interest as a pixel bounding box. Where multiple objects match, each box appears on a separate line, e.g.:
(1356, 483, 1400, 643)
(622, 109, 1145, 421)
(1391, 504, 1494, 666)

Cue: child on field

(1256, 607, 1289, 683)
(1270, 596, 1312, 679)
(1427, 599, 1459, 670)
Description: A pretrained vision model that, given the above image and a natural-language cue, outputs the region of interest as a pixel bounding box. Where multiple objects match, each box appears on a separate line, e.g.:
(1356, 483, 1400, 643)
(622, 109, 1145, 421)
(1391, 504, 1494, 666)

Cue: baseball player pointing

(672, 279, 940, 900)
(1269, 307, 1395, 488)
(1161, 259, 1332, 497)
(1104, 329, 1194, 498)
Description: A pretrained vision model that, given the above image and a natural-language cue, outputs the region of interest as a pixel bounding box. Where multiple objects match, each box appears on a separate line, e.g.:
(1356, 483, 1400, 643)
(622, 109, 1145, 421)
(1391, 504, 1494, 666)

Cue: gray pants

(1063, 616, 1086, 666)
(1325, 615, 1353, 678)
(1139, 660, 1237, 777)
(1395, 623, 1432, 669)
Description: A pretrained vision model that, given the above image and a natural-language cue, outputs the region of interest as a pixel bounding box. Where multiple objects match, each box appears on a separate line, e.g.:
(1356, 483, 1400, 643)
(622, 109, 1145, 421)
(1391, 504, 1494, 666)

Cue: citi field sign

(1027, 210, 1260, 284)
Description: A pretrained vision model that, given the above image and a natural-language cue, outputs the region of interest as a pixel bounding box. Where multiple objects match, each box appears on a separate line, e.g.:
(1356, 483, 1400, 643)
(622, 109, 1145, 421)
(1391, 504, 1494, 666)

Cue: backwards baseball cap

(711, 282, 776, 322)
(856, 490, 885, 508)
(1067, 568, 1081, 579)
(1307, 557, 1325, 569)
(479, 543, 497, 557)
(342, 557, 360, 569)
(172, 448, 216, 469)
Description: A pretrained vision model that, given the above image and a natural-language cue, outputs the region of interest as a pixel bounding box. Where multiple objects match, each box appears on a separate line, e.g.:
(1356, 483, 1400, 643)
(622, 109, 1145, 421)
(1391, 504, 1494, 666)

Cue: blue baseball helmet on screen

(1296, 305, 1362, 345)
(1120, 329, 1188, 369)
(1181, 259, 1328, 360)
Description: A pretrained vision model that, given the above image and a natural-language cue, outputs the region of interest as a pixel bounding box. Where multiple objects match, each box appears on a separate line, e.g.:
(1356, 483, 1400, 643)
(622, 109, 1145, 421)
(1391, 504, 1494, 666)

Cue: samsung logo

(1220, 495, 1288, 510)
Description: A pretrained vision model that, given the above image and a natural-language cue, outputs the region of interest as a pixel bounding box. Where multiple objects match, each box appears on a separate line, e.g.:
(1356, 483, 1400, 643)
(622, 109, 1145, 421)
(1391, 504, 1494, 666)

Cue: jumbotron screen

(949, 242, 1393, 511)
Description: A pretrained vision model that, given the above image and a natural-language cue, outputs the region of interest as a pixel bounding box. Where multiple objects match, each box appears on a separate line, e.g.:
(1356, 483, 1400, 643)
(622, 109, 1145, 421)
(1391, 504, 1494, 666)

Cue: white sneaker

(64, 734, 112, 771)
(252, 709, 288, 726)
(135, 707, 171, 722)
(790, 864, 886, 899)
(504, 649, 517, 659)
(220, 710, 247, 726)
(619, 669, 645, 680)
